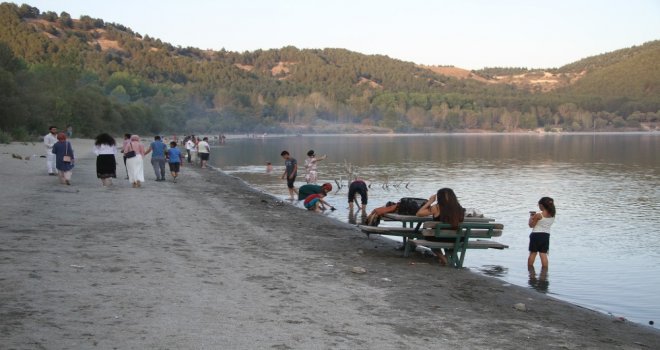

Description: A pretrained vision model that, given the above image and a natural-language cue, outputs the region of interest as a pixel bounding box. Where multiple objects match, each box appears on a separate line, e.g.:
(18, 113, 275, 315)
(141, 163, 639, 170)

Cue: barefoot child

(280, 150, 298, 200)
(166, 141, 183, 183)
(528, 197, 556, 269)
(303, 193, 334, 213)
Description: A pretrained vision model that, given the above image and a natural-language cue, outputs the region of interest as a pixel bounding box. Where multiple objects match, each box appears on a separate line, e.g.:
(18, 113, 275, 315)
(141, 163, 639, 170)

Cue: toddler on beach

(528, 197, 556, 269)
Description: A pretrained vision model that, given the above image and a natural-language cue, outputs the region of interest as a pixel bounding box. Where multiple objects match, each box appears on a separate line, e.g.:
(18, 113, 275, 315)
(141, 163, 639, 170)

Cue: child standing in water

(280, 150, 298, 200)
(528, 197, 556, 269)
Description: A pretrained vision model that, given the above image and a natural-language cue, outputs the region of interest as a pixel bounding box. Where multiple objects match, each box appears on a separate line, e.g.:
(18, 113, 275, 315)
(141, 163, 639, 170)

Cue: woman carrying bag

(51, 133, 75, 185)
(123, 135, 146, 188)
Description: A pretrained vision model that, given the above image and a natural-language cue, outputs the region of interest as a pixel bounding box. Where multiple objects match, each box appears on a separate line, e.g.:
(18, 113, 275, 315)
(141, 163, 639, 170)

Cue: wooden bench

(358, 215, 496, 257)
(407, 222, 508, 268)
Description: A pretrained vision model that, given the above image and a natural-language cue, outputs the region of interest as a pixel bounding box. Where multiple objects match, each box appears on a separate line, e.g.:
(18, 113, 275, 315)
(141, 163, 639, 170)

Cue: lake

(208, 133, 659, 327)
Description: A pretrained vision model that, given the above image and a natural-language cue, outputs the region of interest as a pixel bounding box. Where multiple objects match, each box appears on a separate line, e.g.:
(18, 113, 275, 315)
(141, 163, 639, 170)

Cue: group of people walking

(182, 135, 211, 168)
(43, 128, 201, 188)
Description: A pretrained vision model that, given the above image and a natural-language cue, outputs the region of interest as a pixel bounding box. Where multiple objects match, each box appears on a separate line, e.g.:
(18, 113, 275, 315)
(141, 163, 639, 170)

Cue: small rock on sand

(351, 266, 367, 274)
(514, 303, 527, 311)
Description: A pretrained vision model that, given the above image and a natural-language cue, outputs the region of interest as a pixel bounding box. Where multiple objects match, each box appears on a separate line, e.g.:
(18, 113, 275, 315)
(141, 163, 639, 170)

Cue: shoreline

(1, 139, 659, 349)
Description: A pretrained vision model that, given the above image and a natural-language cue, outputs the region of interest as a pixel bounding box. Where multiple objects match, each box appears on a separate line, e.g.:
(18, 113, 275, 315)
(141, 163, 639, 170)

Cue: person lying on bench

(416, 188, 465, 266)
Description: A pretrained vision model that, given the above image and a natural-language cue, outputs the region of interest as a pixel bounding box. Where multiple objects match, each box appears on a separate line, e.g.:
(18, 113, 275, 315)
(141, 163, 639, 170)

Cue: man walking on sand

(185, 136, 195, 164)
(44, 126, 58, 176)
(280, 150, 298, 200)
(197, 137, 210, 168)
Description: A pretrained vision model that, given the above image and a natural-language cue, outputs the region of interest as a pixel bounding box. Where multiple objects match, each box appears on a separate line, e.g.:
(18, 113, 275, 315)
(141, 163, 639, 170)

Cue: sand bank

(1, 139, 658, 349)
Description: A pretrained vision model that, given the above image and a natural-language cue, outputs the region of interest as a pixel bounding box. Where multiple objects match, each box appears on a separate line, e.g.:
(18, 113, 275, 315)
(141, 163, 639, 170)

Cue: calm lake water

(209, 133, 660, 327)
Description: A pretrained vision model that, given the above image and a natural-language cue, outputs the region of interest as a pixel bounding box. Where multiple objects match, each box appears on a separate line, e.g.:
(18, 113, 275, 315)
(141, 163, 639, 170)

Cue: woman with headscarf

(51, 132, 75, 185)
(122, 134, 146, 188)
(93, 133, 117, 187)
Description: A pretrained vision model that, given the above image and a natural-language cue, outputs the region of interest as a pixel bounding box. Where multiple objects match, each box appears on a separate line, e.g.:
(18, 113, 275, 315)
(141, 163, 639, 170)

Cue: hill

(0, 2, 658, 139)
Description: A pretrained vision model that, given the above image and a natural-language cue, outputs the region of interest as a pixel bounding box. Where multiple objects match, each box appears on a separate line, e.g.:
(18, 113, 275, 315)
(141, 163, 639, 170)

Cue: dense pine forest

(0, 2, 658, 140)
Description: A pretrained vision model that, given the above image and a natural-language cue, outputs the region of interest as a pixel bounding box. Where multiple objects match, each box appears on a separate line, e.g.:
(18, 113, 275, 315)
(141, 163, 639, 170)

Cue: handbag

(125, 142, 136, 158)
(62, 141, 72, 163)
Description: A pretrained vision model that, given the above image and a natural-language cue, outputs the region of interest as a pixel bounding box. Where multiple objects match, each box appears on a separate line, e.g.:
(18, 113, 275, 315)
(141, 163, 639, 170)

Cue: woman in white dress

(122, 134, 146, 188)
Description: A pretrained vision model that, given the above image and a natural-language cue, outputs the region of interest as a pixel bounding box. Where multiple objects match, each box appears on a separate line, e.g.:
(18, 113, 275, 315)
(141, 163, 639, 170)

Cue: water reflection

(479, 265, 508, 277)
(348, 209, 367, 225)
(528, 266, 549, 293)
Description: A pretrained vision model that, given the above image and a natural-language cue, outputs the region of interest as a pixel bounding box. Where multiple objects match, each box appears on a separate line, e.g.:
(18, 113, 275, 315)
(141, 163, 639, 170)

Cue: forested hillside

(0, 2, 658, 140)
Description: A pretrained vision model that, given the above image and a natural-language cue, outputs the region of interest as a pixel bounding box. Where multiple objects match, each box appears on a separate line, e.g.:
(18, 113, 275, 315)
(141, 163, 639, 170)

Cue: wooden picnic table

(359, 215, 506, 266)
(382, 213, 495, 248)
(406, 221, 508, 268)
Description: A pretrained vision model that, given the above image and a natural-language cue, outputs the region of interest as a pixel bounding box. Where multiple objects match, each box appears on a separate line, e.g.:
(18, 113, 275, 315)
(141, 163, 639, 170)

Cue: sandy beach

(1, 139, 659, 349)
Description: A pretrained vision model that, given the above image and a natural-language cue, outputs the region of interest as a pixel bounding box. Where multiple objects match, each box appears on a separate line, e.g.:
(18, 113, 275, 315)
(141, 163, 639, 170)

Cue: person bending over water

(298, 183, 332, 201)
(348, 178, 368, 215)
(303, 193, 334, 213)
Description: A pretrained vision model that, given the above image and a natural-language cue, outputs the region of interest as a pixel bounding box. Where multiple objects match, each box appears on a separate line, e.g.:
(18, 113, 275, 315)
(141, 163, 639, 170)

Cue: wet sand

(1, 139, 659, 349)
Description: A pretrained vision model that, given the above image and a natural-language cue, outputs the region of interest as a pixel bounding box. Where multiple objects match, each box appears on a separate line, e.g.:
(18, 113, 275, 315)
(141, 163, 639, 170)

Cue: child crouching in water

(166, 141, 183, 183)
(303, 193, 334, 213)
(528, 197, 556, 269)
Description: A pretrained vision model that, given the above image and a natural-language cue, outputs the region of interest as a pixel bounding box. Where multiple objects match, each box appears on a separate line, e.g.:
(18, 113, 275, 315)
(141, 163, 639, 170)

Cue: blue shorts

(529, 232, 550, 253)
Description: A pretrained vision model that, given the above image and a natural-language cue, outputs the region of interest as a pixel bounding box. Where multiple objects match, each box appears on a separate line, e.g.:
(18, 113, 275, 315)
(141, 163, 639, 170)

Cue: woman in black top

(416, 188, 464, 265)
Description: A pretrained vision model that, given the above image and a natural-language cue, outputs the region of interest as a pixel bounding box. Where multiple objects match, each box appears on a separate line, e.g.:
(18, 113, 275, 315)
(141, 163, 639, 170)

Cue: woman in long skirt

(93, 133, 117, 187)
(122, 134, 146, 188)
(51, 133, 75, 185)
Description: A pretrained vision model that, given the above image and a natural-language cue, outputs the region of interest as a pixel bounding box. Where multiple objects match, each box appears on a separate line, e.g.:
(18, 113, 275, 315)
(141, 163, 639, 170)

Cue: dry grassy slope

(420, 65, 584, 92)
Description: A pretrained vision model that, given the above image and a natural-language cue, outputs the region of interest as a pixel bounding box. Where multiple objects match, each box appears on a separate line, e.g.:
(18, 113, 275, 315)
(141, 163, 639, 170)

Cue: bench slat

(358, 225, 417, 236)
(421, 228, 503, 238)
(422, 222, 504, 230)
(411, 239, 509, 250)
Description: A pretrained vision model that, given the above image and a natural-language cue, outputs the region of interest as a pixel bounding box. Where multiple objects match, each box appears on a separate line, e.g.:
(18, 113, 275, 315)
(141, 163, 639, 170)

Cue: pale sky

(22, 0, 660, 69)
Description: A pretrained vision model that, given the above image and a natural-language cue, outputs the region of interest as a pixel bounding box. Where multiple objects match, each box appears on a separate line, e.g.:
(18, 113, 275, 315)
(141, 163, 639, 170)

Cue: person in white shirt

(528, 197, 556, 269)
(93, 133, 118, 187)
(43, 126, 58, 175)
(197, 137, 210, 168)
(185, 136, 196, 164)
